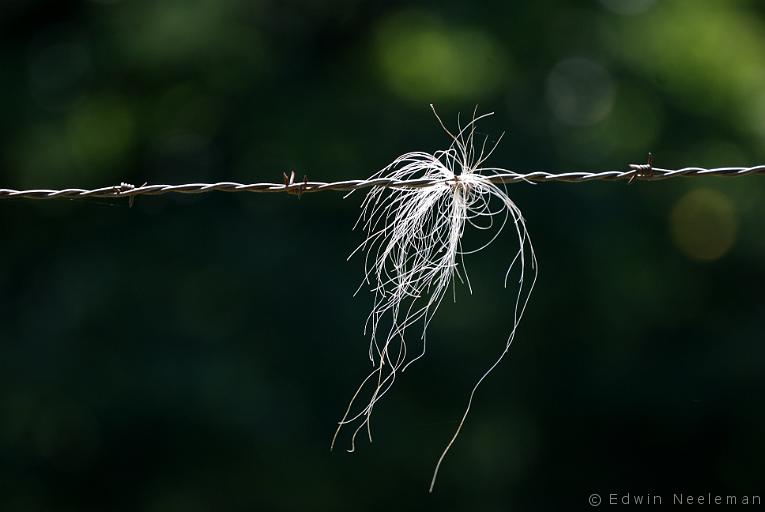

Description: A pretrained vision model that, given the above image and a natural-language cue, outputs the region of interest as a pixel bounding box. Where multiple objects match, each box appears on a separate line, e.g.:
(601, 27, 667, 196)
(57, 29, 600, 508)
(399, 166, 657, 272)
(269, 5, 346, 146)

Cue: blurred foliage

(1, 0, 764, 510)
(375, 10, 508, 101)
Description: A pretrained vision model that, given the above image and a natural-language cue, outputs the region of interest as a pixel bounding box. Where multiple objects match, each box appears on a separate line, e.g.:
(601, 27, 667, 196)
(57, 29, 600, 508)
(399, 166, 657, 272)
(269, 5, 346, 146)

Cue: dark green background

(1, 0, 764, 510)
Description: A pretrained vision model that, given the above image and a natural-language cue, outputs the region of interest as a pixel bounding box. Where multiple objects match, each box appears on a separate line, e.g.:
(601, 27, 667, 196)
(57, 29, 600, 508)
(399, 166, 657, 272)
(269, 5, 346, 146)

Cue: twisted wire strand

(1, 164, 764, 201)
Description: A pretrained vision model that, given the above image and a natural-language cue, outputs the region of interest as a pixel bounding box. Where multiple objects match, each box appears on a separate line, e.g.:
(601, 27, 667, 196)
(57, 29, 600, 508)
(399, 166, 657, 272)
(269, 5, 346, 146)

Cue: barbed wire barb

(1, 163, 764, 201)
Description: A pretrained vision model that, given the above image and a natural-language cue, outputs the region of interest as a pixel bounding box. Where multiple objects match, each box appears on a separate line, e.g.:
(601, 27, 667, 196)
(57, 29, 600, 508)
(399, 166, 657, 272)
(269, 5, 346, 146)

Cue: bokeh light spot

(67, 95, 135, 171)
(606, 1, 765, 126)
(113, 1, 261, 70)
(670, 188, 737, 262)
(546, 58, 614, 126)
(552, 85, 662, 163)
(375, 11, 507, 101)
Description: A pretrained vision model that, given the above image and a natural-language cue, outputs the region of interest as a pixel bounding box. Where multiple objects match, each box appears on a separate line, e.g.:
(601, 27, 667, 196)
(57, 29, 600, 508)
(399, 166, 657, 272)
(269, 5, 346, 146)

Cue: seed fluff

(332, 106, 538, 492)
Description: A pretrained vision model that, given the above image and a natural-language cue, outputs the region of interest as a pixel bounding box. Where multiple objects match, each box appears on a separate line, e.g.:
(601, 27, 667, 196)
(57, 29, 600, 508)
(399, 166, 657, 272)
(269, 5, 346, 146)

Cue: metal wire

(1, 164, 764, 201)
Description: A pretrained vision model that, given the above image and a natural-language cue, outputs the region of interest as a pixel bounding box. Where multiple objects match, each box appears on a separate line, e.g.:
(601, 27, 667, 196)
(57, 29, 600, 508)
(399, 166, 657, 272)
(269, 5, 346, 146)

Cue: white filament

(332, 106, 538, 492)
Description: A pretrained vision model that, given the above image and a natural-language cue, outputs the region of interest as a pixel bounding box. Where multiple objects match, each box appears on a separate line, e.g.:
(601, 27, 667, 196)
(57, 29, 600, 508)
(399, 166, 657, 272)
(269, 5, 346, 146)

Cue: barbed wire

(1, 163, 764, 201)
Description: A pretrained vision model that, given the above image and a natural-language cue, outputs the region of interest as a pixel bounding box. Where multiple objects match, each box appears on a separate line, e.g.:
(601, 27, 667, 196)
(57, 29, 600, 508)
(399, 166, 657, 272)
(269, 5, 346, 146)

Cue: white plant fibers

(333, 107, 538, 491)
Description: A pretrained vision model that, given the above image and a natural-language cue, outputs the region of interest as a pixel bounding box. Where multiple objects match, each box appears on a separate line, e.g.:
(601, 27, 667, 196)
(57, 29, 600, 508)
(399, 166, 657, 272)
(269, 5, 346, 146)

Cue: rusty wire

(1, 163, 764, 201)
